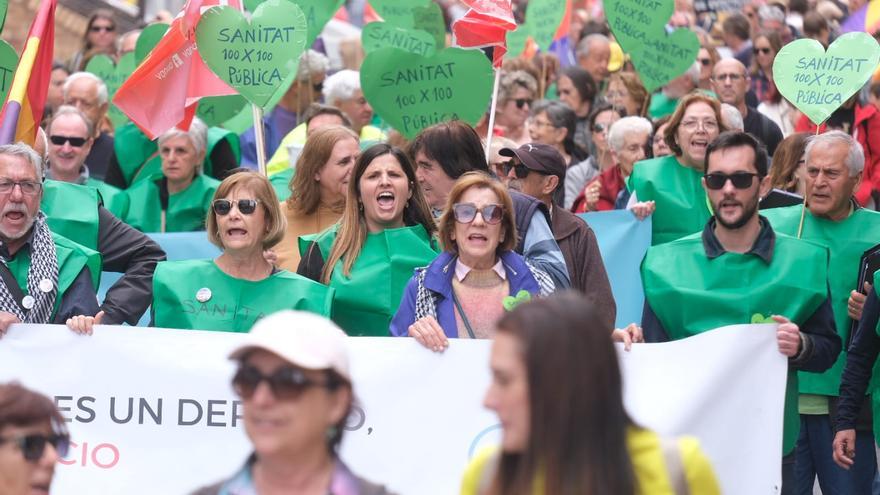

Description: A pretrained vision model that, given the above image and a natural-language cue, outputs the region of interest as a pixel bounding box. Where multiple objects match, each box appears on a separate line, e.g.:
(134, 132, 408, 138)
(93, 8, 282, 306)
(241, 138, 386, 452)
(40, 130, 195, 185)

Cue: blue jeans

(794, 414, 876, 495)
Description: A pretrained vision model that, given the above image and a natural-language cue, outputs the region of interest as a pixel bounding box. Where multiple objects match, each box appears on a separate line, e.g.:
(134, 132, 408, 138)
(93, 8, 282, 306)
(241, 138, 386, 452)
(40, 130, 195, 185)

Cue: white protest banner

(0, 323, 785, 494)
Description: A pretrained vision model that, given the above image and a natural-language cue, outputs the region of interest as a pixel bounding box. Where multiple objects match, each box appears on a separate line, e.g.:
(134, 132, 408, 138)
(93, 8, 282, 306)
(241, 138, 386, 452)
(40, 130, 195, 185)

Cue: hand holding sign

(195, 0, 307, 109)
(605, 0, 700, 91)
(774, 32, 880, 125)
(361, 47, 494, 139)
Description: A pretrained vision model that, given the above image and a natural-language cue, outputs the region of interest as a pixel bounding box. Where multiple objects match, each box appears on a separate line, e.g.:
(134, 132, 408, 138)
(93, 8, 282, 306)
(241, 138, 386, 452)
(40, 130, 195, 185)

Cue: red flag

(0, 0, 55, 146)
(113, 0, 240, 139)
(452, 0, 517, 68)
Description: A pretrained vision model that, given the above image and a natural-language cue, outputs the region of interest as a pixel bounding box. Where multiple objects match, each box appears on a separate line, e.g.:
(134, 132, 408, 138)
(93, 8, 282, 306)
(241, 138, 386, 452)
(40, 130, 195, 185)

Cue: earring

(325, 425, 338, 441)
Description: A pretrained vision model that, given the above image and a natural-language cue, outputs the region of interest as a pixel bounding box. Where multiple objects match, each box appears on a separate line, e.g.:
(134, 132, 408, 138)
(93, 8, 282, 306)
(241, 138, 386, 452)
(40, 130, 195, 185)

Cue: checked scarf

(0, 213, 59, 322)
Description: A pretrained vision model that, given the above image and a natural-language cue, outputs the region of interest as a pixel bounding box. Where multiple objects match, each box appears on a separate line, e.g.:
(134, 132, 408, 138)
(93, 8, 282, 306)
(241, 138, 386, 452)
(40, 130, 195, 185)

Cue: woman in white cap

(194, 310, 393, 495)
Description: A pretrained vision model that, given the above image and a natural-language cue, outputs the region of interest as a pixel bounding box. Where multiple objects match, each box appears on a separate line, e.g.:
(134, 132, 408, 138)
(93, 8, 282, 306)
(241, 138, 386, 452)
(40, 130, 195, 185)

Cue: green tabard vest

(151, 259, 334, 332)
(7, 232, 102, 318)
(642, 229, 829, 454)
(41, 180, 101, 251)
(122, 174, 220, 233)
(86, 177, 130, 219)
(299, 224, 439, 337)
(270, 168, 293, 202)
(114, 122, 241, 186)
(629, 155, 711, 245)
(765, 205, 880, 398)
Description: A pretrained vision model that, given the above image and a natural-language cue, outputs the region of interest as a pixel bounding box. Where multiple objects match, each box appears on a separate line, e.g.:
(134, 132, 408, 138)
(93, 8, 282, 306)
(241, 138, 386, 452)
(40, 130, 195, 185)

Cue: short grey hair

(296, 50, 330, 83)
(576, 33, 610, 58)
(0, 143, 44, 180)
(804, 130, 864, 177)
(322, 70, 361, 106)
(499, 70, 538, 103)
(720, 103, 744, 131)
(49, 105, 95, 138)
(608, 116, 653, 152)
(63, 72, 109, 106)
(759, 4, 786, 23)
(157, 117, 208, 173)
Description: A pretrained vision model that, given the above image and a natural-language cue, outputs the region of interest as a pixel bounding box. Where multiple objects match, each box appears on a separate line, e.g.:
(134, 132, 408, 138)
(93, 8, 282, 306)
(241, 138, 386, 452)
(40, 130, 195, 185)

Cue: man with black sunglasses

(640, 132, 840, 495)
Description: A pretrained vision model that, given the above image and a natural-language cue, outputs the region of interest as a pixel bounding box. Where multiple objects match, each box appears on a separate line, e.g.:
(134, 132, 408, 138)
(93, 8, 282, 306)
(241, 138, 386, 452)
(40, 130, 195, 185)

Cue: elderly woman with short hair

(322, 69, 385, 144)
(495, 70, 539, 146)
(391, 172, 555, 352)
(151, 171, 333, 332)
(122, 118, 220, 233)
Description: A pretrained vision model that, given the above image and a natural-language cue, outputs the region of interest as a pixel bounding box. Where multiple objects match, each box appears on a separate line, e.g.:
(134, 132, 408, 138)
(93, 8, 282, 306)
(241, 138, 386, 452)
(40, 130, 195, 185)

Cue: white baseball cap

(228, 310, 350, 381)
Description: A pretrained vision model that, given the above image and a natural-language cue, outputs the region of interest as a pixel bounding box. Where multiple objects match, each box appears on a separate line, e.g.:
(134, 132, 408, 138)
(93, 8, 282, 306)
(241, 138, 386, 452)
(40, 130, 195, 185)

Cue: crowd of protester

(4, 0, 880, 492)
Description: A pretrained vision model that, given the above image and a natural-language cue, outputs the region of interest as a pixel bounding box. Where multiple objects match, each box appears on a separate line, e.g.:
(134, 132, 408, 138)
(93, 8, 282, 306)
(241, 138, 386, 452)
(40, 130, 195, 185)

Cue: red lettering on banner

(58, 441, 120, 469)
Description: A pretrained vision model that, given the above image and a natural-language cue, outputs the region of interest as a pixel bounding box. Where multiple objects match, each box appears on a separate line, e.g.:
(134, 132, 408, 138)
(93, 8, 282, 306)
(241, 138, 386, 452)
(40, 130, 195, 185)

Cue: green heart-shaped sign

(134, 23, 168, 66)
(413, 2, 446, 49)
(605, 0, 700, 92)
(246, 0, 344, 48)
(774, 33, 880, 125)
(0, 1, 9, 33)
(196, 0, 308, 108)
(524, 0, 566, 51)
(197, 95, 248, 127)
(506, 26, 530, 60)
(85, 53, 136, 128)
(362, 22, 436, 57)
(0, 40, 17, 105)
(370, 0, 429, 27)
(361, 47, 494, 139)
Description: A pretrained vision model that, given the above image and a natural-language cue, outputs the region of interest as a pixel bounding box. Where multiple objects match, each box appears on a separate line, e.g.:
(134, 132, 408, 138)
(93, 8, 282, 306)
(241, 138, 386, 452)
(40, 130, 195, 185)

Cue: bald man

(711, 58, 783, 155)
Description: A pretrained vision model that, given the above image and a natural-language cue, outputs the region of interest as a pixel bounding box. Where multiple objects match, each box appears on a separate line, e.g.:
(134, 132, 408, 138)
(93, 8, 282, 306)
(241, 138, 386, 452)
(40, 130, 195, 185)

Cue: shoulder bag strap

(0, 261, 26, 312)
(450, 290, 476, 339)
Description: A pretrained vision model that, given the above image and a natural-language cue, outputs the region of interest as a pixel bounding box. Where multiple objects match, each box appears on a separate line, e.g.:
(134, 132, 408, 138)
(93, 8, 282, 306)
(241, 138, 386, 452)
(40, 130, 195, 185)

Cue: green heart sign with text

(246, 0, 343, 48)
(85, 53, 136, 127)
(362, 22, 436, 57)
(370, 0, 429, 27)
(134, 23, 168, 66)
(0, 1, 8, 33)
(413, 2, 446, 49)
(506, 26, 530, 60)
(774, 32, 880, 125)
(197, 94, 248, 127)
(361, 47, 494, 139)
(196, 0, 308, 108)
(605, 0, 700, 92)
(525, 0, 566, 51)
(0, 41, 16, 104)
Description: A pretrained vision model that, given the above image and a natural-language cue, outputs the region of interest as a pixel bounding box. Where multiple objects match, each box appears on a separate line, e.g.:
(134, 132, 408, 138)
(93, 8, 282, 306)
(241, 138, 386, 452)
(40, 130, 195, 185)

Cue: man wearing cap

(502, 143, 616, 329)
(195, 310, 393, 495)
(0, 143, 101, 336)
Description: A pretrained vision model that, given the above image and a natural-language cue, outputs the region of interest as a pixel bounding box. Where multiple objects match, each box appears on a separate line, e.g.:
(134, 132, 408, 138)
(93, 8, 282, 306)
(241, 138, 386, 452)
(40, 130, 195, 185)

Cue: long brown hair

(489, 292, 635, 495)
(320, 144, 435, 283)
(769, 132, 809, 192)
(287, 126, 359, 215)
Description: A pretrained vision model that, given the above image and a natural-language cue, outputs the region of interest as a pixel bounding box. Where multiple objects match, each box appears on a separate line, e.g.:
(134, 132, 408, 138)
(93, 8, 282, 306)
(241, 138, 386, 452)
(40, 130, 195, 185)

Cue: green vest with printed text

(299, 224, 439, 337)
(642, 229, 829, 454)
(629, 155, 712, 245)
(122, 174, 219, 233)
(151, 259, 334, 332)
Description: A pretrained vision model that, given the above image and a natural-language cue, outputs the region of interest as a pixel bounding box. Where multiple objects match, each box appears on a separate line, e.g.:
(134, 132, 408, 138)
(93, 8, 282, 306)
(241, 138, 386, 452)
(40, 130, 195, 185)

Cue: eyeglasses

(698, 57, 712, 66)
(232, 365, 335, 401)
(0, 179, 42, 195)
(452, 203, 504, 224)
(0, 434, 69, 462)
(502, 161, 532, 179)
(680, 119, 718, 132)
(753, 47, 772, 55)
(49, 135, 88, 147)
(212, 199, 260, 216)
(711, 73, 745, 82)
(514, 98, 532, 109)
(704, 172, 760, 190)
(89, 25, 115, 33)
(593, 123, 608, 133)
(312, 81, 323, 93)
(529, 118, 556, 129)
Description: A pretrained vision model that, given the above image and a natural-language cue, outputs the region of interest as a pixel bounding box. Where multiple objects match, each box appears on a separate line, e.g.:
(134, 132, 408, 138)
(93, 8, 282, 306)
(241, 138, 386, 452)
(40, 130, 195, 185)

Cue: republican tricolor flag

(452, 0, 517, 68)
(0, 0, 56, 146)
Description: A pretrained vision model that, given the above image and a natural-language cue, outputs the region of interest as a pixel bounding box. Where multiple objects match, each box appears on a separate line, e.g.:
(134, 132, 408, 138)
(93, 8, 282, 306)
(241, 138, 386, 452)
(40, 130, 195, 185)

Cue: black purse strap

(451, 290, 476, 339)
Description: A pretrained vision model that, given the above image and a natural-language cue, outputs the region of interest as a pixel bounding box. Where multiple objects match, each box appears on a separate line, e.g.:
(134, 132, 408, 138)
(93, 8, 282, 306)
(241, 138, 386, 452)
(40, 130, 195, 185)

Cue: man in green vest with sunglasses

(641, 131, 841, 495)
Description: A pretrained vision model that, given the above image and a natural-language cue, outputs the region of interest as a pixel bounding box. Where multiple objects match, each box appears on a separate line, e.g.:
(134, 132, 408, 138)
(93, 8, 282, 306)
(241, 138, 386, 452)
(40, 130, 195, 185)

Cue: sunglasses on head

(452, 203, 504, 224)
(0, 433, 69, 462)
(49, 135, 87, 147)
(753, 47, 772, 55)
(704, 172, 760, 190)
(233, 365, 336, 401)
(212, 199, 260, 216)
(90, 25, 115, 33)
(514, 98, 532, 109)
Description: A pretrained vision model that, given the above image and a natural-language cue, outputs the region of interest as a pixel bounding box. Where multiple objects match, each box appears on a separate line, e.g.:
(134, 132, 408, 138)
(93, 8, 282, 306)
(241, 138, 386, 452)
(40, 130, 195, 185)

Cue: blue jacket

(390, 251, 550, 338)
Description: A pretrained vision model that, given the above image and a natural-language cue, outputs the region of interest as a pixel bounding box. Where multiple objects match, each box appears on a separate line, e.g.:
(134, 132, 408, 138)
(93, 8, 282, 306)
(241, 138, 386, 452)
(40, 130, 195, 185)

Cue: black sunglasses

(704, 172, 760, 190)
(212, 199, 260, 216)
(90, 25, 115, 33)
(592, 123, 607, 133)
(514, 98, 532, 109)
(49, 135, 87, 147)
(698, 57, 712, 66)
(753, 47, 772, 55)
(0, 433, 69, 462)
(312, 81, 324, 93)
(233, 365, 336, 401)
(452, 203, 504, 224)
(502, 161, 531, 179)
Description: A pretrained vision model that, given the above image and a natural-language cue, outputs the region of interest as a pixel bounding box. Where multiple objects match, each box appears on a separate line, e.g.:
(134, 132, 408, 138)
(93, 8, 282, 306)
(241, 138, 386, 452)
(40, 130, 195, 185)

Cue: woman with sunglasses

(151, 172, 332, 332)
(391, 172, 554, 351)
(195, 311, 393, 495)
(606, 72, 650, 117)
(122, 118, 221, 233)
(68, 10, 117, 72)
(696, 39, 720, 92)
(495, 71, 538, 146)
(564, 103, 623, 209)
(0, 382, 70, 495)
(460, 294, 720, 494)
(298, 144, 438, 337)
